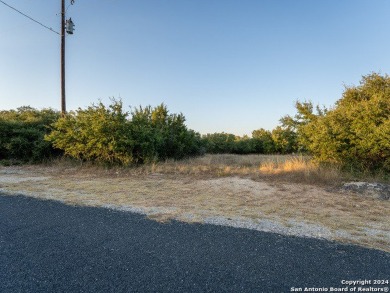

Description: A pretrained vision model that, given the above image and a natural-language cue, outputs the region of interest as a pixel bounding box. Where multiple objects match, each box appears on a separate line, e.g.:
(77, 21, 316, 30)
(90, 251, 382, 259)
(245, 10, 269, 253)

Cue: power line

(0, 0, 60, 35)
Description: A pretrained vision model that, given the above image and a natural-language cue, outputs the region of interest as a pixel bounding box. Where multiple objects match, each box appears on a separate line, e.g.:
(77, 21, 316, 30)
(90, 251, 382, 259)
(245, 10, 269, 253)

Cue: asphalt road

(0, 194, 389, 293)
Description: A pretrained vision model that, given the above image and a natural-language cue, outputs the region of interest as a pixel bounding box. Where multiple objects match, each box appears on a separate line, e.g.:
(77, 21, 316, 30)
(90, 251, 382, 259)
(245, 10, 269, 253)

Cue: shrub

(46, 100, 133, 164)
(45, 100, 203, 165)
(0, 107, 60, 163)
(252, 128, 276, 154)
(201, 133, 236, 154)
(290, 73, 390, 172)
(271, 126, 298, 154)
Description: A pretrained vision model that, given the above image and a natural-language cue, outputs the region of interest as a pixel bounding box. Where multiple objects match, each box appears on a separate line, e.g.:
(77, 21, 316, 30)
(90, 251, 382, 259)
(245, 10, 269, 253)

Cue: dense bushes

(0, 102, 301, 165)
(201, 127, 298, 155)
(2, 73, 389, 173)
(0, 101, 204, 165)
(45, 100, 203, 165)
(201, 133, 261, 154)
(0, 107, 61, 163)
(286, 73, 390, 172)
(201, 133, 236, 154)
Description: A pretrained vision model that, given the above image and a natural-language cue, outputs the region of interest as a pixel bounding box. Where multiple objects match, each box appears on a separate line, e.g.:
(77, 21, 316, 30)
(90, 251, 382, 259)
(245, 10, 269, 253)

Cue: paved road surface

(0, 194, 389, 292)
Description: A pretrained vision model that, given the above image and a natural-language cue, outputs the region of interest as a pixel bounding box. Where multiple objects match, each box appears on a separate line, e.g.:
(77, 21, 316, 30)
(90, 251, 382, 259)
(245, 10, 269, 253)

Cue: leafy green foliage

(279, 100, 327, 153)
(251, 129, 275, 154)
(148, 104, 203, 160)
(201, 127, 298, 155)
(46, 101, 132, 164)
(201, 133, 236, 154)
(291, 73, 390, 172)
(271, 126, 298, 154)
(0, 107, 61, 163)
(46, 100, 203, 165)
(201, 129, 295, 155)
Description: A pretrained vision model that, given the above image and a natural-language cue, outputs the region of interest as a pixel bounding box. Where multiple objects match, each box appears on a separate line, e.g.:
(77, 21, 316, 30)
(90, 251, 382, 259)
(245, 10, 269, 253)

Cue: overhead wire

(0, 0, 60, 35)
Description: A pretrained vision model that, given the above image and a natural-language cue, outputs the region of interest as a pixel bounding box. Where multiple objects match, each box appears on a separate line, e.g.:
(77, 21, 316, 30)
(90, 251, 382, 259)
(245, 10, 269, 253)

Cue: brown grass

(1, 154, 389, 252)
(124, 154, 346, 186)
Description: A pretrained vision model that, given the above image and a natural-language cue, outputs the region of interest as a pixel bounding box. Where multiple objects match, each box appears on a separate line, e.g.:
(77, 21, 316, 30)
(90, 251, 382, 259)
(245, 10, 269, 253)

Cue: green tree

(46, 100, 203, 165)
(271, 126, 298, 154)
(279, 100, 326, 152)
(151, 104, 195, 160)
(202, 133, 236, 153)
(296, 73, 390, 171)
(251, 128, 275, 154)
(129, 105, 158, 163)
(46, 100, 133, 164)
(231, 135, 255, 154)
(0, 107, 60, 163)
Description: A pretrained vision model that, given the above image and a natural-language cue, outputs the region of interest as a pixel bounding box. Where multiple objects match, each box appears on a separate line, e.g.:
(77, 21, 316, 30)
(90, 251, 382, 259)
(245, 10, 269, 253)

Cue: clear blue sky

(1, 0, 390, 136)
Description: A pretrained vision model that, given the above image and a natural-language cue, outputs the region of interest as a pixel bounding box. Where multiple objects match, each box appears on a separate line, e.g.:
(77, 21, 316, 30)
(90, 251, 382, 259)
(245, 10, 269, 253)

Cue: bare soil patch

(1, 163, 389, 252)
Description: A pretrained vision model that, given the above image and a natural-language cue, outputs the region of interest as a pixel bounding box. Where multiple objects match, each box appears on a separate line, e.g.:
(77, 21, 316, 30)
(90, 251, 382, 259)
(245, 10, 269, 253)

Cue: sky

(1, 0, 390, 136)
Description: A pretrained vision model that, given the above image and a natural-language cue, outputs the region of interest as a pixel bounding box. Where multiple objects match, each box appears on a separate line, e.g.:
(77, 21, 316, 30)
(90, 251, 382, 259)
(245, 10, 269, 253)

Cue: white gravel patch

(103, 204, 148, 215)
(203, 216, 337, 239)
(101, 203, 351, 241)
(0, 175, 50, 184)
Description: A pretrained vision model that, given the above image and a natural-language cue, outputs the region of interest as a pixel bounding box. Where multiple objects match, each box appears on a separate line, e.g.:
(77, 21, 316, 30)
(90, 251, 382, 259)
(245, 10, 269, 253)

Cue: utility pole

(60, 0, 75, 115)
(61, 0, 66, 115)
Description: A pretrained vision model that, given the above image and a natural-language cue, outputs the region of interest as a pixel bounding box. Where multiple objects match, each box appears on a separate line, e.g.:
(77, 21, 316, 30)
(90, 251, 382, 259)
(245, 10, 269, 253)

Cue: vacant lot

(0, 155, 389, 252)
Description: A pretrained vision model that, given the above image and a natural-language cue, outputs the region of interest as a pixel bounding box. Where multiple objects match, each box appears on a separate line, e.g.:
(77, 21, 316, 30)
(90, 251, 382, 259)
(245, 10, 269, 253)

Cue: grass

(0, 154, 389, 252)
(137, 154, 355, 187)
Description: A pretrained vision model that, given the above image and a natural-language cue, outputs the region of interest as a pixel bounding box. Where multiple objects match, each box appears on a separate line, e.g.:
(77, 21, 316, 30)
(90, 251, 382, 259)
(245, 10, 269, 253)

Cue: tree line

(1, 73, 389, 172)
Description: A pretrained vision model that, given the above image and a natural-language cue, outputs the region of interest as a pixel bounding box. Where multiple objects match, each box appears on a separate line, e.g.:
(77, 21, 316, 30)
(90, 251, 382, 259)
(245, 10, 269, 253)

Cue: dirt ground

(0, 165, 389, 252)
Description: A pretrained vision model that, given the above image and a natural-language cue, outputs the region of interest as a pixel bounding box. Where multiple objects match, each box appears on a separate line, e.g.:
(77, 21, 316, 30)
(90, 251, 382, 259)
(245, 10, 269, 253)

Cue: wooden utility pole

(61, 0, 66, 115)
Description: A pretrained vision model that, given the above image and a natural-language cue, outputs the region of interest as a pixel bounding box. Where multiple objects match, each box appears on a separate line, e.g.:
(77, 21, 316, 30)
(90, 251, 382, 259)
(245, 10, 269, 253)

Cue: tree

(0, 107, 60, 163)
(271, 126, 298, 154)
(251, 128, 275, 154)
(46, 100, 203, 165)
(296, 73, 390, 171)
(46, 100, 132, 164)
(202, 133, 236, 153)
(279, 100, 326, 152)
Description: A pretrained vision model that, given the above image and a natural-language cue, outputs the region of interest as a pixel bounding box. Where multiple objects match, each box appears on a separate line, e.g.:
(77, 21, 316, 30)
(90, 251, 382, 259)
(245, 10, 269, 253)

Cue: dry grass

(39, 154, 382, 186)
(0, 154, 389, 252)
(136, 154, 348, 186)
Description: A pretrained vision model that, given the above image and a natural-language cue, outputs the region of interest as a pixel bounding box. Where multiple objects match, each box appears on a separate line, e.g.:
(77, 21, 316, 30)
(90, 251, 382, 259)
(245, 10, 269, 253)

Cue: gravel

(101, 204, 355, 242)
